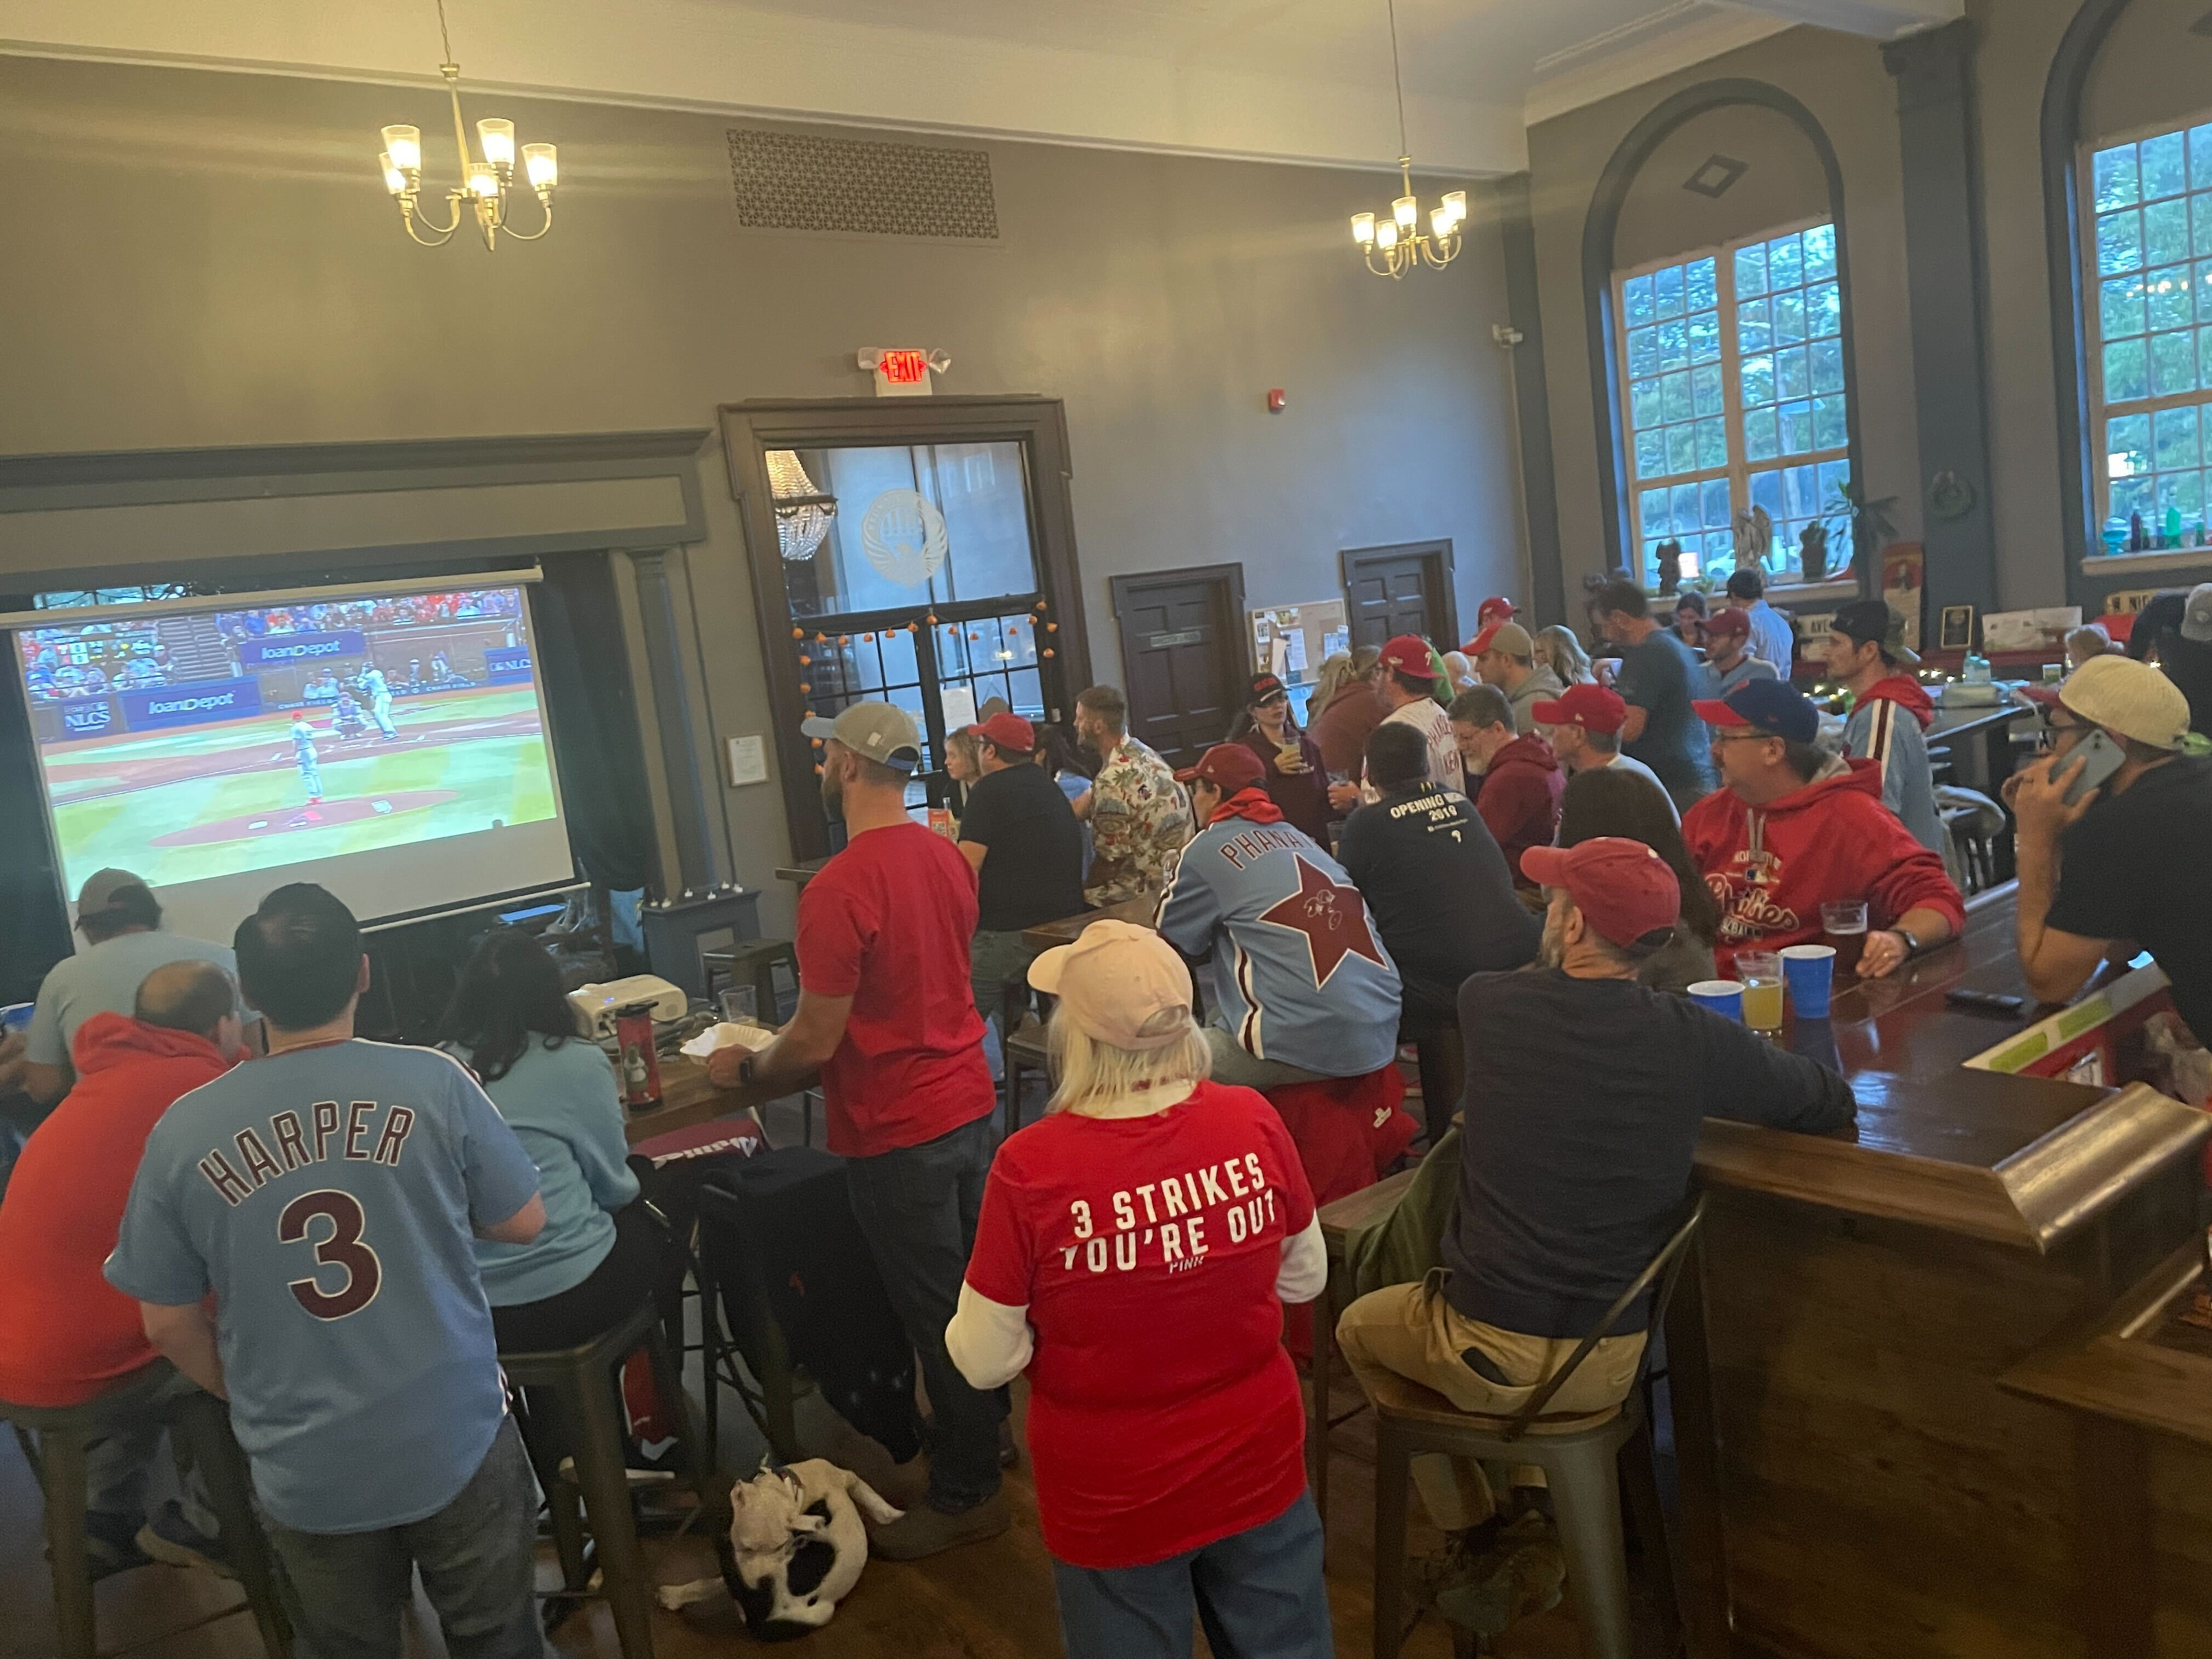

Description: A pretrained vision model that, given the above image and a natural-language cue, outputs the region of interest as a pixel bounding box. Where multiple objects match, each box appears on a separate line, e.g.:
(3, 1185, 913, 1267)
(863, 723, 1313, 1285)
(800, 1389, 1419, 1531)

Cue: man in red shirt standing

(708, 701, 1006, 1558)
(0, 959, 245, 1578)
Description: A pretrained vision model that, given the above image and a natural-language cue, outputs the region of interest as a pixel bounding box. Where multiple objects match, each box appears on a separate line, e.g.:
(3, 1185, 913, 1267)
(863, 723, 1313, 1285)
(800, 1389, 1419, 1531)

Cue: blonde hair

(1046, 1001, 1212, 1115)
(1311, 644, 1383, 709)
(1534, 625, 1594, 686)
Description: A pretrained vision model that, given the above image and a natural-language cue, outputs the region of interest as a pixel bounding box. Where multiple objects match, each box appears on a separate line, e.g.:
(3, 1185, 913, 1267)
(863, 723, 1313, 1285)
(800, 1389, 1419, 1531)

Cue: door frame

(721, 396, 1091, 859)
(1108, 561, 1249, 762)
(1339, 538, 1459, 649)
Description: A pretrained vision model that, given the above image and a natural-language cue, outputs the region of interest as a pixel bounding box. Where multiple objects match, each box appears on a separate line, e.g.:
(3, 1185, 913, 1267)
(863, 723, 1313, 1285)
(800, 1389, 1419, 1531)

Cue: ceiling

(0, 0, 1961, 175)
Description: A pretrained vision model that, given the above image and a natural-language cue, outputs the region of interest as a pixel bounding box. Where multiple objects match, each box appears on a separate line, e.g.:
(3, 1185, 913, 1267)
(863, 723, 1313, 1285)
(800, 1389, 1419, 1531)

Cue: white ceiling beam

(1711, 0, 1964, 39)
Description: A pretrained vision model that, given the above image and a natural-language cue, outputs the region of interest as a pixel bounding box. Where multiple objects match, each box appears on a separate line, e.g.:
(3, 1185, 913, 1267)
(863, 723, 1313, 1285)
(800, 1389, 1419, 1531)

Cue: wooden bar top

(620, 1052, 780, 1144)
(1020, 895, 1159, 953)
(1697, 885, 2209, 1249)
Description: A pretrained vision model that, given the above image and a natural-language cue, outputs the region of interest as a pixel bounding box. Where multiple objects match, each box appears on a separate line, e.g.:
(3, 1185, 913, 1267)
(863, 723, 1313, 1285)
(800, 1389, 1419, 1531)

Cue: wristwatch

(1891, 925, 1924, 958)
(737, 1054, 757, 1087)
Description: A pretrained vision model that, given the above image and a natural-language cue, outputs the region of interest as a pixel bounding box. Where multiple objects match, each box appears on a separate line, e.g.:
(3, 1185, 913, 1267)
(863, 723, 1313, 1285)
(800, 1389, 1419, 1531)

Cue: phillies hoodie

(1681, 754, 1964, 974)
(1842, 674, 1954, 880)
(1474, 732, 1565, 883)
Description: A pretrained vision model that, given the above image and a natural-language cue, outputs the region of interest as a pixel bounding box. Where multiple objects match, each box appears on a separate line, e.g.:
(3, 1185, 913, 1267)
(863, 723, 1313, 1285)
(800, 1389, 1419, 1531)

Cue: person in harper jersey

(105, 884, 550, 1659)
(946, 921, 1331, 1659)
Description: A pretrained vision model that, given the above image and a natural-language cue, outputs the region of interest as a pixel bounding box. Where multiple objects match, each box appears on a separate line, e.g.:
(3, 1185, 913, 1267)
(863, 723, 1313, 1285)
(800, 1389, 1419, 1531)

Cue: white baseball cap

(2060, 653, 2192, 750)
(1027, 921, 1193, 1052)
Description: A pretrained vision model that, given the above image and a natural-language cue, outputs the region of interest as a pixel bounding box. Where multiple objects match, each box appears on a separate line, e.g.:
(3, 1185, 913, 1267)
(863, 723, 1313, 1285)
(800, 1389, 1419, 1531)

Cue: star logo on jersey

(1257, 855, 1387, 987)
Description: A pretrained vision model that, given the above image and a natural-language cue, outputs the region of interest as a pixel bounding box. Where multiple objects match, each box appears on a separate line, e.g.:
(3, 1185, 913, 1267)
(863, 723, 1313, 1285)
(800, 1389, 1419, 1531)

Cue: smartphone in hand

(2060, 728, 2127, 805)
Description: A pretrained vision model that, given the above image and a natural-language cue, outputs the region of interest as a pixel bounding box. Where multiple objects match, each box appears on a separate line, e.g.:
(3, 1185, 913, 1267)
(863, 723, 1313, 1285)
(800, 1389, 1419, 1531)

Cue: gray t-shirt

(26, 930, 242, 1068)
(1614, 630, 1719, 808)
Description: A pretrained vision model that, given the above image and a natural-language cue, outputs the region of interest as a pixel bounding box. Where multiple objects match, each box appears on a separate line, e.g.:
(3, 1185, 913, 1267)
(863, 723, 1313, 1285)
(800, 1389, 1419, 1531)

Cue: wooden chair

(1363, 1196, 1706, 1659)
(1307, 1165, 1421, 1537)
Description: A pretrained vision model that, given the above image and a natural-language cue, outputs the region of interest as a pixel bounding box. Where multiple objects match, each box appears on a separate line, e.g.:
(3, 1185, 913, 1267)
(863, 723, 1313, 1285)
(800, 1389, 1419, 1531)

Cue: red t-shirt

(796, 821, 995, 1159)
(0, 1015, 231, 1406)
(964, 1081, 1318, 1569)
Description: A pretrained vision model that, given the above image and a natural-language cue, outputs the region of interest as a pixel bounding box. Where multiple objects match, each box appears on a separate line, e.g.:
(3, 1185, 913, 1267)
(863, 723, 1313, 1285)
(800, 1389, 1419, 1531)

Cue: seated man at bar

(1338, 722, 1540, 1142)
(1533, 683, 1677, 822)
(1335, 838, 1854, 1537)
(956, 711, 1086, 1039)
(1073, 684, 1193, 906)
(1684, 680, 1963, 978)
(1448, 685, 1563, 883)
(1824, 600, 1950, 870)
(1158, 743, 1402, 1089)
(2012, 654, 2212, 1043)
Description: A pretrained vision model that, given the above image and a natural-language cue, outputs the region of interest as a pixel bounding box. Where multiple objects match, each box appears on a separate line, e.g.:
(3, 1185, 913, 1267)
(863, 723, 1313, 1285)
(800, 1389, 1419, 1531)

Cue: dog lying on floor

(658, 1458, 903, 1636)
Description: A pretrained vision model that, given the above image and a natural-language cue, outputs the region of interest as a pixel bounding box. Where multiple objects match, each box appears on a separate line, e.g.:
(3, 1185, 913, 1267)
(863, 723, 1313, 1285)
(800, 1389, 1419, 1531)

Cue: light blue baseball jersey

(1155, 816, 1402, 1077)
(105, 1039, 541, 1534)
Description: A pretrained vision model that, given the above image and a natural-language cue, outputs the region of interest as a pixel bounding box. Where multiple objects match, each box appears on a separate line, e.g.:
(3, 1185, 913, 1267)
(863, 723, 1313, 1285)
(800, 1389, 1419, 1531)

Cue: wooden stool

(1359, 1197, 1704, 1659)
(1003, 1024, 1051, 1139)
(2, 1363, 291, 1659)
(500, 1298, 712, 1659)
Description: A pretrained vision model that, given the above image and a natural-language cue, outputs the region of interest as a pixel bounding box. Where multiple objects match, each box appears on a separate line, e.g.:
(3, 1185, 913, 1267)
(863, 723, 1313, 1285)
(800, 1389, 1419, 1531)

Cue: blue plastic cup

(1780, 945, 1837, 1019)
(1688, 980, 1745, 1021)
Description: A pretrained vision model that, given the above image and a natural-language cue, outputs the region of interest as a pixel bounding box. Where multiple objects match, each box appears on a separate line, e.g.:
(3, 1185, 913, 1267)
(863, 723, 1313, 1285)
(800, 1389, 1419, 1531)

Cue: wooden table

(620, 1052, 781, 1145)
(1668, 882, 2211, 1658)
(1019, 895, 1159, 953)
(1926, 698, 2033, 794)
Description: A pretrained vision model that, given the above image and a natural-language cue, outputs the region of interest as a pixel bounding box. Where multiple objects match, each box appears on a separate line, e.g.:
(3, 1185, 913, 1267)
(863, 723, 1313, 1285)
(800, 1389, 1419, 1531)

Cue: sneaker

(867, 1494, 1009, 1561)
(1434, 1514, 1564, 1637)
(137, 1500, 238, 1579)
(80, 1510, 150, 1582)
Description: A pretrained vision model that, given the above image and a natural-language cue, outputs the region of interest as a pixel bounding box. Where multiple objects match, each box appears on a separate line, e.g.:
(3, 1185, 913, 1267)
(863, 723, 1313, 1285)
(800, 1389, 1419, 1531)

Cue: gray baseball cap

(801, 701, 922, 773)
(2181, 582, 2212, 644)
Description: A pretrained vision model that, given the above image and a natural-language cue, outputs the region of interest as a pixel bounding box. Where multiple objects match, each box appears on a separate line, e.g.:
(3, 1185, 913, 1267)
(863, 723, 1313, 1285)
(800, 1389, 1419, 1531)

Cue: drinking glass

(1735, 951, 1785, 1032)
(1820, 899, 1870, 978)
(718, 984, 759, 1027)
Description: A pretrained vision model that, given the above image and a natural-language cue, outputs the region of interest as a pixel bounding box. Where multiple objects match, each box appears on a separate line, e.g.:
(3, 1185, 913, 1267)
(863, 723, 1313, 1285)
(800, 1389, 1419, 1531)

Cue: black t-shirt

(2047, 753, 2212, 1044)
(1446, 969, 1855, 1338)
(958, 761, 1088, 933)
(1336, 785, 1540, 1001)
(1614, 629, 1718, 807)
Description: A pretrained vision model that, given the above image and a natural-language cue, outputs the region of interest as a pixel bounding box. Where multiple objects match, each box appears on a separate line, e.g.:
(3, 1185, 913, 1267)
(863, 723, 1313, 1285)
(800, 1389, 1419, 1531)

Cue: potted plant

(1798, 521, 1832, 582)
(1824, 478, 1900, 581)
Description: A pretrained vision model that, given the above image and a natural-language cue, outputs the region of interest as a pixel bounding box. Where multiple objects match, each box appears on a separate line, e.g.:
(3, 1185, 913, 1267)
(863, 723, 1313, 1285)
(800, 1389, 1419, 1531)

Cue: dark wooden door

(1110, 564, 1246, 766)
(1341, 540, 1457, 651)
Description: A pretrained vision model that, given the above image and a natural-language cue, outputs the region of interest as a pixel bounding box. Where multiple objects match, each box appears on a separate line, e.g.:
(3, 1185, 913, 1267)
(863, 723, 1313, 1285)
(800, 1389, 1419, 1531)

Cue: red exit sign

(878, 348, 930, 385)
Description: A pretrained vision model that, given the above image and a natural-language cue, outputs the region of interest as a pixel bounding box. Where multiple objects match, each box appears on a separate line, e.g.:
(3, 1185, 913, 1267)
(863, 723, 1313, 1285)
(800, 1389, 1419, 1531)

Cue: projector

(567, 974, 689, 1038)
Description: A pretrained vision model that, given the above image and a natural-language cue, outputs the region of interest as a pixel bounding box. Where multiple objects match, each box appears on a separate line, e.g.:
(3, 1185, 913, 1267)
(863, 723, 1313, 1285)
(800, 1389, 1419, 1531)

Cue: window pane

(1691, 362, 1724, 416)
(1640, 488, 1671, 540)
(2106, 337, 2150, 400)
(1624, 274, 1655, 326)
(1810, 336, 1845, 394)
(2155, 404, 2202, 470)
(2146, 198, 2190, 266)
(1627, 326, 1659, 378)
(2148, 267, 2194, 330)
(1749, 468, 1785, 519)
(1636, 429, 1668, 479)
(1780, 400, 1815, 455)
(791, 442, 1039, 621)
(1745, 407, 1780, 462)
(1767, 233, 1804, 289)
(2199, 326, 2212, 388)
(2152, 328, 2197, 395)
(2095, 143, 2140, 212)
(1666, 424, 1699, 474)
(1807, 280, 1842, 339)
(2103, 272, 2148, 337)
(2193, 126, 2212, 191)
(2157, 467, 2204, 519)
(1736, 243, 1768, 297)
(1737, 298, 1772, 354)
(1654, 264, 1685, 318)
(1688, 309, 1722, 364)
(1741, 353, 1776, 407)
(2112, 473, 2154, 520)
(1784, 463, 1824, 519)
(1631, 378, 1663, 428)
(1777, 347, 1811, 399)
(1655, 317, 1689, 369)
(1813, 395, 1849, 450)
(1660, 370, 1694, 422)
(2107, 412, 2152, 477)
(1702, 478, 1733, 527)
(1671, 483, 1703, 535)
(1696, 418, 1729, 469)
(1818, 459, 1853, 502)
(2194, 194, 2212, 258)
(1771, 290, 1805, 346)
(1687, 257, 1718, 311)
(2144, 132, 2188, 201)
(2099, 210, 2143, 275)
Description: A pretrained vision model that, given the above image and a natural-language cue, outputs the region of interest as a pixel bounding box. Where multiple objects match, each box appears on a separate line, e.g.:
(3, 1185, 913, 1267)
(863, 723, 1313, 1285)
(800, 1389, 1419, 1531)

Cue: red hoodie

(1854, 674, 1936, 729)
(0, 1013, 233, 1406)
(1474, 733, 1565, 883)
(1682, 755, 1965, 975)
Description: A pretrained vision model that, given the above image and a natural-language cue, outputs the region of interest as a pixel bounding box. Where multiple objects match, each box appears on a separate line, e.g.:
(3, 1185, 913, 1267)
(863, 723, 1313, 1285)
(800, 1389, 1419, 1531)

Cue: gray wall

(1524, 0, 2212, 615)
(0, 54, 1524, 932)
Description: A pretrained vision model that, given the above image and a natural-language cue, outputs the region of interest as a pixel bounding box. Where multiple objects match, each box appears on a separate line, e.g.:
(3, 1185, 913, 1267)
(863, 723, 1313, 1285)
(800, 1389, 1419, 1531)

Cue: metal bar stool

(1363, 1196, 1705, 1659)
(500, 1297, 713, 1659)
(3, 1363, 292, 1659)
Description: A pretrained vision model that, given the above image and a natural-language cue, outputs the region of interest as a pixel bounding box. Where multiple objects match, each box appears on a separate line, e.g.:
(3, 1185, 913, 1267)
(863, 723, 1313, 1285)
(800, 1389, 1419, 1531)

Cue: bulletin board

(1249, 601, 1350, 723)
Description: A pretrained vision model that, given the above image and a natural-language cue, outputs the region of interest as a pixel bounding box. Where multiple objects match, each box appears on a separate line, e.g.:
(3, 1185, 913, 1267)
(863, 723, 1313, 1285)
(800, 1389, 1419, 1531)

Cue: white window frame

(2078, 112, 2212, 560)
(1611, 213, 1850, 592)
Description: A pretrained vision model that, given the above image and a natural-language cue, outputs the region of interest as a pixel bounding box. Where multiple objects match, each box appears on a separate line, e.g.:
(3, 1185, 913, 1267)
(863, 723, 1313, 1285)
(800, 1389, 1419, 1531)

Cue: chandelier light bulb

(1351, 212, 1376, 247)
(522, 143, 558, 192)
(380, 153, 408, 196)
(476, 118, 515, 170)
(1430, 205, 1451, 238)
(1443, 189, 1467, 226)
(381, 125, 422, 174)
(1377, 220, 1400, 251)
(1393, 195, 1417, 230)
(467, 161, 500, 200)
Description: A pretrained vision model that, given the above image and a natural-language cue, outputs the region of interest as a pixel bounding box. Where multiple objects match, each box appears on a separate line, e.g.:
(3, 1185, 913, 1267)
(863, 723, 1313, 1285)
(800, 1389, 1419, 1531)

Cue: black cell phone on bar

(1945, 988, 2026, 1016)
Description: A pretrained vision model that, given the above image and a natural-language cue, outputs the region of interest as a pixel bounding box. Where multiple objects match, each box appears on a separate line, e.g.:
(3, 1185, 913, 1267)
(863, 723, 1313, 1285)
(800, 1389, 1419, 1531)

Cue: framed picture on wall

(1939, 605, 1975, 652)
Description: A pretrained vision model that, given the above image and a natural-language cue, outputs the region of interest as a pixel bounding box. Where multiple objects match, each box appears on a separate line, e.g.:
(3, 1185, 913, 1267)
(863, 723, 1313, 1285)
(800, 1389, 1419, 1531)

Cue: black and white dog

(659, 1459, 902, 1638)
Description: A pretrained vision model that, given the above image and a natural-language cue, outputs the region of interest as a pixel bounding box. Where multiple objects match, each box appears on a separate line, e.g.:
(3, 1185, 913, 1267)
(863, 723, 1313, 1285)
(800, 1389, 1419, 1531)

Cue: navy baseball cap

(1692, 679, 1819, 744)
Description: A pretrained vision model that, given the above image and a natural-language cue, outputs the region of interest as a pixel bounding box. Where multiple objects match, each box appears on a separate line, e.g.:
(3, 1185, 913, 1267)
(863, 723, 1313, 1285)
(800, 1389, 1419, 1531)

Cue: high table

(1669, 884, 2209, 1658)
(620, 1052, 779, 1145)
(1020, 895, 1160, 953)
(1926, 698, 2034, 794)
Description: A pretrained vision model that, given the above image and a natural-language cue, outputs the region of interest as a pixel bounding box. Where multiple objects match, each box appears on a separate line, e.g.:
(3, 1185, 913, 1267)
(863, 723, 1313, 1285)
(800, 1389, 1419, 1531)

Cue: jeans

(263, 1416, 545, 1659)
(1202, 1024, 1323, 1091)
(843, 1113, 1005, 1512)
(970, 927, 1040, 1040)
(1051, 1493, 1334, 1659)
(78, 1365, 219, 1535)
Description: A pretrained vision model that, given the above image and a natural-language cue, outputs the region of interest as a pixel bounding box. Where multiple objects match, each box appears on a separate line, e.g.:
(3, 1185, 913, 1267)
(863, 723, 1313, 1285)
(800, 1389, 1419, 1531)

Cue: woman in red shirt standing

(947, 922, 1332, 1659)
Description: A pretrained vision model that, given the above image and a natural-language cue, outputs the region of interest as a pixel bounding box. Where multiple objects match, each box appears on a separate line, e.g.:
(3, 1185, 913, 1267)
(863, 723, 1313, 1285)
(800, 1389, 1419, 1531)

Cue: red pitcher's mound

(151, 791, 461, 848)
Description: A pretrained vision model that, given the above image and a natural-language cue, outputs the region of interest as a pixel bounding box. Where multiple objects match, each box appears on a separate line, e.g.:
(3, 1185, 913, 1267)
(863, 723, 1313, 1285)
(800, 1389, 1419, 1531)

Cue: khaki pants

(1335, 1271, 1645, 1530)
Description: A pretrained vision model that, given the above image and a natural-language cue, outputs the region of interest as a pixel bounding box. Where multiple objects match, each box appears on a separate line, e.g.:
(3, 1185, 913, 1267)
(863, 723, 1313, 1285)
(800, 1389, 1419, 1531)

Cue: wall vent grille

(728, 128, 999, 240)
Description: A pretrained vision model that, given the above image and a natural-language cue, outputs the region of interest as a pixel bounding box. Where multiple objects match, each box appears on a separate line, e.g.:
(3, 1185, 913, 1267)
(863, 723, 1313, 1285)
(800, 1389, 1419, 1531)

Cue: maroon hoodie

(1474, 732, 1564, 883)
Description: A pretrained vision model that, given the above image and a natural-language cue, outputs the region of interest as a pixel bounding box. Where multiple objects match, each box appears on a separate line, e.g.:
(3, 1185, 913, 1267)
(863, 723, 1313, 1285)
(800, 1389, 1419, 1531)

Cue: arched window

(1615, 218, 1848, 589)
(2084, 119, 2212, 554)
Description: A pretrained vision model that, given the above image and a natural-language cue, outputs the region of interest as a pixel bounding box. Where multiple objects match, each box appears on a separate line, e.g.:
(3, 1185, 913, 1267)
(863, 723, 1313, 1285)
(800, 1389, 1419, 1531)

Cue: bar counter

(1671, 885, 2209, 1658)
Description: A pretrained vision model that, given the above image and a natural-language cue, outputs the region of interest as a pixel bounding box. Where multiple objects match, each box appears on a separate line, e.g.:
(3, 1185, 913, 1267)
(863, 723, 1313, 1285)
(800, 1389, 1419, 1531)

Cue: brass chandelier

(1349, 0, 1464, 278)
(376, 0, 557, 250)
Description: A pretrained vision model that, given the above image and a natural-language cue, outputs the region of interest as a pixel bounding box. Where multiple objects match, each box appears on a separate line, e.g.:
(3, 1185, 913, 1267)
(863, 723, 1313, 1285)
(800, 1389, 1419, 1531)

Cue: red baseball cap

(1530, 682, 1627, 735)
(1520, 837, 1682, 947)
(1378, 634, 1433, 677)
(1704, 606, 1751, 642)
(1478, 596, 1517, 628)
(1174, 743, 1267, 792)
(967, 711, 1035, 752)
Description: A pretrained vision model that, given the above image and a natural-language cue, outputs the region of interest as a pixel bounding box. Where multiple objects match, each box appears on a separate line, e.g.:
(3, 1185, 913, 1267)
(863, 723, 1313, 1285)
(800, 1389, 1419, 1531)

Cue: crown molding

(1525, 9, 1794, 128)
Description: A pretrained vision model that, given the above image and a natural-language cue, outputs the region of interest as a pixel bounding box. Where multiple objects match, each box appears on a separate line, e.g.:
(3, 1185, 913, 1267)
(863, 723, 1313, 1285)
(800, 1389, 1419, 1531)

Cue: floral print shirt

(1083, 737, 1193, 905)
